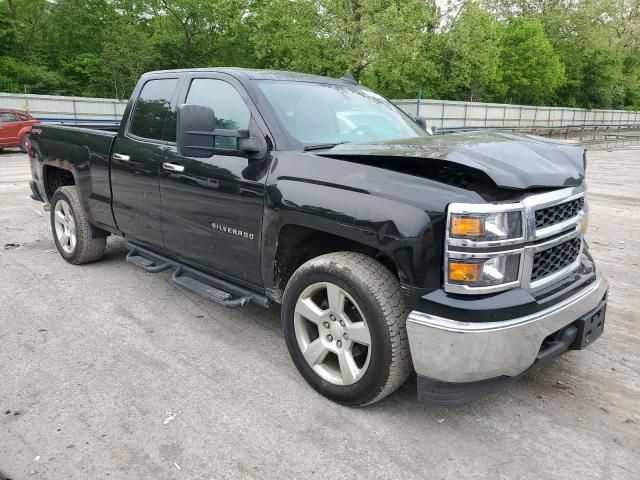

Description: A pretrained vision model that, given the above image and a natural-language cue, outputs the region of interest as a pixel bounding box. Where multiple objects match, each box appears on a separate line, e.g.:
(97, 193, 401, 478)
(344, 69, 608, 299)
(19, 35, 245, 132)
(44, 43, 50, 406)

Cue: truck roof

(143, 67, 355, 86)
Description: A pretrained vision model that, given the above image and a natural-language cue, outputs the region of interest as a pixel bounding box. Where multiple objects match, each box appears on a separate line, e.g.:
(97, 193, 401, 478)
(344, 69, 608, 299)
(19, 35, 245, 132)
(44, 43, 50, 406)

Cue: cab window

(184, 78, 251, 149)
(129, 78, 179, 141)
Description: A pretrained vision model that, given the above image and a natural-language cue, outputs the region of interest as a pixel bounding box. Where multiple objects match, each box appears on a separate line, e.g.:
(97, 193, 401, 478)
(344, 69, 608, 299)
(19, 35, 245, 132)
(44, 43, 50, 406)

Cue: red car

(0, 109, 40, 152)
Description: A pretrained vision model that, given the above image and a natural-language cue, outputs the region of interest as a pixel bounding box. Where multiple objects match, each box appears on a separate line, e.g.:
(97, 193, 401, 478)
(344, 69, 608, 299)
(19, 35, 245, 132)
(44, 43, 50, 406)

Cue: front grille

(531, 237, 581, 282)
(535, 197, 584, 230)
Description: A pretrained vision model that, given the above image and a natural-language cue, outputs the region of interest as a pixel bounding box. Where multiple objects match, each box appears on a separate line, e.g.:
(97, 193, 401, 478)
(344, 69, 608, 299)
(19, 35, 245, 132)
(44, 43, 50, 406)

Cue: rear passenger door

(111, 76, 181, 246)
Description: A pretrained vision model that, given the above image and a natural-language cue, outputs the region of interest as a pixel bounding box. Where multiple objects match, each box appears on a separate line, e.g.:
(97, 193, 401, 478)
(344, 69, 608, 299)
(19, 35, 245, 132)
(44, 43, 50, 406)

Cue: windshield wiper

(303, 142, 350, 151)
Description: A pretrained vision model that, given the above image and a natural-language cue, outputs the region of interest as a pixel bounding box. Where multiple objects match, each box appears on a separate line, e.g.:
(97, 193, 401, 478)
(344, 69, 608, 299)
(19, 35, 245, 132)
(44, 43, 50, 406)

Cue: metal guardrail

(434, 123, 640, 149)
(0, 92, 127, 123)
(34, 119, 640, 144)
(3, 90, 638, 145)
(3, 91, 639, 129)
(435, 123, 640, 135)
(395, 98, 640, 129)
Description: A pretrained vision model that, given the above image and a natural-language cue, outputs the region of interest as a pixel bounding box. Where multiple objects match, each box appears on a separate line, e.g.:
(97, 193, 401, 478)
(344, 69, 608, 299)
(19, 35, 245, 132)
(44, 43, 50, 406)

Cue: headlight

(449, 211, 523, 242)
(447, 253, 521, 289)
(444, 187, 586, 295)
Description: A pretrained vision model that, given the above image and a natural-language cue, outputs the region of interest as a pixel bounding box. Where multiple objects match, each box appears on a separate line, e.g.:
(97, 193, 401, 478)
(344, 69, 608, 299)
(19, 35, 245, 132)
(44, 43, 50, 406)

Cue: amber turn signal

(450, 216, 484, 237)
(449, 261, 483, 282)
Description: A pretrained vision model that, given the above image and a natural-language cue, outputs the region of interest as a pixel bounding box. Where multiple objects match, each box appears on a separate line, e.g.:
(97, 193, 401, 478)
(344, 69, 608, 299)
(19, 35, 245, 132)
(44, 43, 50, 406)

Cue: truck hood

(317, 131, 585, 190)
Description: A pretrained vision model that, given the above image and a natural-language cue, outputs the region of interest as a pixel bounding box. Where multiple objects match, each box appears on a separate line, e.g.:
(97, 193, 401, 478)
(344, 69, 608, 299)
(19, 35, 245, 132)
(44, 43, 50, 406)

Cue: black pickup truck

(28, 68, 608, 406)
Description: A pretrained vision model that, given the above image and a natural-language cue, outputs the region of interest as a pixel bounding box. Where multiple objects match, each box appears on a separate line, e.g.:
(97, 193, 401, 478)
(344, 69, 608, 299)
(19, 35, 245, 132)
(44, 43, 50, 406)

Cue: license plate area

(573, 298, 606, 349)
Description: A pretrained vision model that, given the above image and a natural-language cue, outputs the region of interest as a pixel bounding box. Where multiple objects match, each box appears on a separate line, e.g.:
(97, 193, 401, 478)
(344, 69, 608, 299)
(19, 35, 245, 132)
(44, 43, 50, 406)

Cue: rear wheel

(282, 252, 412, 406)
(50, 186, 107, 264)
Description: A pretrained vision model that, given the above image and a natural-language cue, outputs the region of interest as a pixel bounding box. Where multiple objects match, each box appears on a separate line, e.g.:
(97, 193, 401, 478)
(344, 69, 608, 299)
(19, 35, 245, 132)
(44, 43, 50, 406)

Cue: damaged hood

(317, 131, 586, 190)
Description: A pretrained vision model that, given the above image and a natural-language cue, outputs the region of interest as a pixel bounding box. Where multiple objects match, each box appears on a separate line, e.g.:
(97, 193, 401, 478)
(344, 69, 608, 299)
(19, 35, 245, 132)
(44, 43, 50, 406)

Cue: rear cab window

(128, 78, 179, 141)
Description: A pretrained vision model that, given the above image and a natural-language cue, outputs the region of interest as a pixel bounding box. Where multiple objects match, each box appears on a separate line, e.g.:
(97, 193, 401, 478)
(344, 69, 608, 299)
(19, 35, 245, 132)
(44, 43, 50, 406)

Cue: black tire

(50, 186, 107, 264)
(282, 252, 412, 406)
(20, 134, 29, 153)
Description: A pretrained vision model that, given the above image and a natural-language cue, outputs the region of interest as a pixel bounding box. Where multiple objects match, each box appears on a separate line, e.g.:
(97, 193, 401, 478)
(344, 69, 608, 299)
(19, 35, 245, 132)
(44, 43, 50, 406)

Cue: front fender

(18, 126, 33, 145)
(261, 177, 441, 297)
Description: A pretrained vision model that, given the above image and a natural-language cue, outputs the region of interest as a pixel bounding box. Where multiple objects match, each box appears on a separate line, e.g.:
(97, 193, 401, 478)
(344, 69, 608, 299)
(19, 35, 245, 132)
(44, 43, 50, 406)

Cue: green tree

(147, 0, 250, 68)
(249, 0, 439, 98)
(576, 49, 625, 108)
(499, 17, 566, 104)
(245, 0, 334, 74)
(102, 21, 155, 98)
(432, 3, 504, 102)
(0, 1, 16, 52)
(0, 0, 638, 109)
(0, 1, 17, 90)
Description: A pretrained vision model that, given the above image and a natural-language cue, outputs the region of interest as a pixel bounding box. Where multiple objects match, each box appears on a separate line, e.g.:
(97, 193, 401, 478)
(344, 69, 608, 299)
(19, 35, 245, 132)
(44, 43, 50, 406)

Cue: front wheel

(20, 134, 29, 153)
(282, 252, 412, 406)
(50, 186, 107, 264)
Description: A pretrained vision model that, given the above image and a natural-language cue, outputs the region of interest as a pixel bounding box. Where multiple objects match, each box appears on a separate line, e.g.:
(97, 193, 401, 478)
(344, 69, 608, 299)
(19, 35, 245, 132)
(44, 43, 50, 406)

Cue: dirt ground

(0, 146, 638, 479)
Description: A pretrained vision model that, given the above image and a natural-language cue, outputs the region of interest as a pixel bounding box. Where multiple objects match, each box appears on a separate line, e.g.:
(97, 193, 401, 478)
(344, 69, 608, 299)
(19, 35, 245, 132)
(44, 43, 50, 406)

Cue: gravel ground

(0, 147, 638, 480)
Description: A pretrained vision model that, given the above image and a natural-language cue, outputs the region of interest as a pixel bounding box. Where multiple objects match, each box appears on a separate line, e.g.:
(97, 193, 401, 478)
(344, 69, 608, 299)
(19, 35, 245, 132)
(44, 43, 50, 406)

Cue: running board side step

(126, 243, 270, 308)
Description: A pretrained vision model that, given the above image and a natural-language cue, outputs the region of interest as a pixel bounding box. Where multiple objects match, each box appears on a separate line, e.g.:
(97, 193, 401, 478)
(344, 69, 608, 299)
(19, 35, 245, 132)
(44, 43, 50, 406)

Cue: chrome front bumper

(406, 272, 608, 383)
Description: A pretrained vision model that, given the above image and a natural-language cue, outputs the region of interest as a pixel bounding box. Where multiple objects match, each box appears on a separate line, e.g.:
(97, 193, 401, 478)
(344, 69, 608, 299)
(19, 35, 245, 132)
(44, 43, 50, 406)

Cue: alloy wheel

(53, 199, 77, 254)
(294, 282, 372, 385)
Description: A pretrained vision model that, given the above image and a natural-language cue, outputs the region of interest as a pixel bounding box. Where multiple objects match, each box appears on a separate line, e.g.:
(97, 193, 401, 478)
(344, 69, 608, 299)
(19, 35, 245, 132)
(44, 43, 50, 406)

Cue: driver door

(159, 74, 269, 286)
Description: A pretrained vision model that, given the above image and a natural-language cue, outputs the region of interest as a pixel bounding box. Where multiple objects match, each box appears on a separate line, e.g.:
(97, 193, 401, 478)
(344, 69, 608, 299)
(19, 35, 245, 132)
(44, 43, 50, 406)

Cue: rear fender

(41, 161, 79, 202)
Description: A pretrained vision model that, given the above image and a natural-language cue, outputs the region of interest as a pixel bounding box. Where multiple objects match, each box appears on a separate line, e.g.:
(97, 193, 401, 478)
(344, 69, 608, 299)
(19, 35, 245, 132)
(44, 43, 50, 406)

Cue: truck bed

(30, 124, 118, 232)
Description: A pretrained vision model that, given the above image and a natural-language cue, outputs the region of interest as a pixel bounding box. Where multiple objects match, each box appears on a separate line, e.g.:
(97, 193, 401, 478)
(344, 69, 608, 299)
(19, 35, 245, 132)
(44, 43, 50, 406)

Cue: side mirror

(176, 104, 262, 158)
(415, 116, 428, 130)
(177, 104, 216, 158)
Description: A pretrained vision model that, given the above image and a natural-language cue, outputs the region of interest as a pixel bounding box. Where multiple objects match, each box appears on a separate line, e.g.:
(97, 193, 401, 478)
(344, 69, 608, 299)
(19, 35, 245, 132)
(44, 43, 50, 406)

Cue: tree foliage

(0, 0, 639, 109)
(430, 3, 503, 101)
(499, 17, 566, 105)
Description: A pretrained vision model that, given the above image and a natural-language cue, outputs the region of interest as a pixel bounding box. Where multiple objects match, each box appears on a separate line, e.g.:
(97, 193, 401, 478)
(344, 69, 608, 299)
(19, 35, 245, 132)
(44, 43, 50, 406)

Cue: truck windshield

(256, 81, 429, 147)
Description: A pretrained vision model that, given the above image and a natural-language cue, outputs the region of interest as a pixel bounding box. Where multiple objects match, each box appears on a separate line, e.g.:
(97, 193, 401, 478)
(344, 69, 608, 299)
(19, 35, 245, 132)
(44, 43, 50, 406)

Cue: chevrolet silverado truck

(27, 68, 608, 406)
